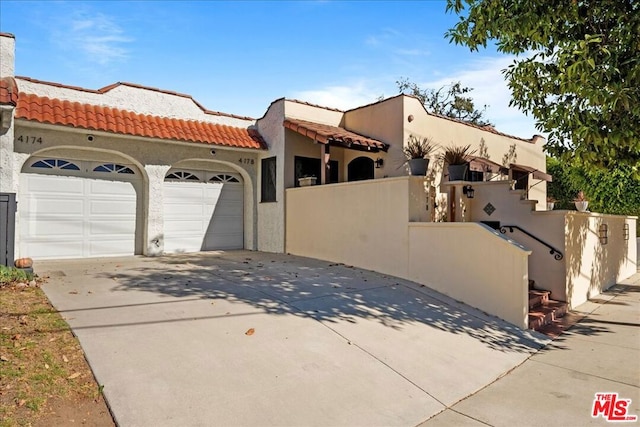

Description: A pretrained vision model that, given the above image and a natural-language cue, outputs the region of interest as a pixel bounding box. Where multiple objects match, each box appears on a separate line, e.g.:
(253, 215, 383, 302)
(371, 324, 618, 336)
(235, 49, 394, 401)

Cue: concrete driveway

(38, 251, 548, 427)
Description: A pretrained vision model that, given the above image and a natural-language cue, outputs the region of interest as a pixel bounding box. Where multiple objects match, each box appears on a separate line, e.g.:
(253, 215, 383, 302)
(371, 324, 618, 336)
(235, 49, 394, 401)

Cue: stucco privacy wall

(286, 177, 531, 328)
(11, 122, 259, 254)
(565, 213, 637, 308)
(466, 180, 637, 307)
(408, 223, 530, 329)
(467, 180, 567, 299)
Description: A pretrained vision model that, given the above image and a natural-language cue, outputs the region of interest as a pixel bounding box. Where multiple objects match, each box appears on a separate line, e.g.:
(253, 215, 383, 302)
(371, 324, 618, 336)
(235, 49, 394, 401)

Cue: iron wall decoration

(483, 203, 496, 216)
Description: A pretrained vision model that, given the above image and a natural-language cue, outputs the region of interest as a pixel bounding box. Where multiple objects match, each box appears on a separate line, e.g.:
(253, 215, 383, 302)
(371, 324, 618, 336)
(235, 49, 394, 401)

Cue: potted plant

(440, 144, 476, 181)
(403, 135, 437, 176)
(547, 196, 557, 210)
(298, 175, 317, 187)
(574, 190, 589, 212)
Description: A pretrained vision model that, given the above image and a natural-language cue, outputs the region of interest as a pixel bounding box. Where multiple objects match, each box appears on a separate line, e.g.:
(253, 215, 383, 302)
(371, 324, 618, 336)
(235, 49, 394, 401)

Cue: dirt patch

(0, 282, 115, 427)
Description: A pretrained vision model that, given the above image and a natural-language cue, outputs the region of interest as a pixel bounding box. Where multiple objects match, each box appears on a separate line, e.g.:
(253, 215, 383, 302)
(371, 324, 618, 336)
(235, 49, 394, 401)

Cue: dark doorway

(294, 156, 338, 187)
(348, 157, 374, 182)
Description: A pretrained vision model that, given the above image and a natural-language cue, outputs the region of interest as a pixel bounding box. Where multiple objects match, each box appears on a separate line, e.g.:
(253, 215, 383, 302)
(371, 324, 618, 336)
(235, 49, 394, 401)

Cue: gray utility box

(1, 193, 16, 267)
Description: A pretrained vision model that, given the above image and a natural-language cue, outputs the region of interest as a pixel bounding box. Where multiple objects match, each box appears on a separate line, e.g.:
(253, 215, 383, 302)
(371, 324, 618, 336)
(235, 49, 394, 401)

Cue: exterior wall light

(463, 185, 475, 199)
(375, 158, 384, 168)
(599, 224, 608, 245)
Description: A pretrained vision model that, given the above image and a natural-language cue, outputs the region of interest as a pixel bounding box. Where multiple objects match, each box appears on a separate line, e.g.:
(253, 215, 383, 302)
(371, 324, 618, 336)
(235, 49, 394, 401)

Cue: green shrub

(0, 265, 33, 284)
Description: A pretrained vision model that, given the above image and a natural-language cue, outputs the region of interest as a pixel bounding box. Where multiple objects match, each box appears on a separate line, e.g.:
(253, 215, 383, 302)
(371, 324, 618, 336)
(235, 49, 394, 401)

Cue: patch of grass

(0, 266, 33, 285)
(0, 283, 113, 426)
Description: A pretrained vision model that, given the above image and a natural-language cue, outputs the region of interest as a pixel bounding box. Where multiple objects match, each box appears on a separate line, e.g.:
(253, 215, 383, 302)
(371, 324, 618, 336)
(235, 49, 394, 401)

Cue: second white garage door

(163, 172, 244, 253)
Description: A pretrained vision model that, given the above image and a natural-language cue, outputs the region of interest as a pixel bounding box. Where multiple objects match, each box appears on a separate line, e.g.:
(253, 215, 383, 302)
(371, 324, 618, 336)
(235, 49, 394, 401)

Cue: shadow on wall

(90, 252, 543, 354)
(565, 214, 632, 306)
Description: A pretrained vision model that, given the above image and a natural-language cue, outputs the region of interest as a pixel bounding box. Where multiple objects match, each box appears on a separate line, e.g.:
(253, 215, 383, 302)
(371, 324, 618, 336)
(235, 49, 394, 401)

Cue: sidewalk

(420, 269, 640, 426)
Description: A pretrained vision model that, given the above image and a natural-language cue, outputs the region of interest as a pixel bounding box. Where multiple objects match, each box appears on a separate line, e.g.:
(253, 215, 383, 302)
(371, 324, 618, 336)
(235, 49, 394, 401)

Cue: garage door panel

(89, 199, 137, 215)
(164, 219, 205, 234)
(22, 239, 85, 259)
(89, 219, 136, 236)
(24, 198, 85, 216)
(163, 178, 243, 253)
(25, 174, 84, 194)
(19, 174, 137, 260)
(21, 218, 84, 237)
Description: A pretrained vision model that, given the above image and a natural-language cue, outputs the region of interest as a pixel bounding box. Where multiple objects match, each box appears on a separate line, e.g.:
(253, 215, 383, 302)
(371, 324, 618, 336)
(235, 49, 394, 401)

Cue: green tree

(548, 157, 640, 235)
(446, 0, 640, 174)
(396, 78, 492, 126)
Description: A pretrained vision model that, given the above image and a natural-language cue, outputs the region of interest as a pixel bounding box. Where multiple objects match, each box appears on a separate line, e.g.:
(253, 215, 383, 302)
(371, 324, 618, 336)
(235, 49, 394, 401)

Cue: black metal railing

(499, 225, 563, 260)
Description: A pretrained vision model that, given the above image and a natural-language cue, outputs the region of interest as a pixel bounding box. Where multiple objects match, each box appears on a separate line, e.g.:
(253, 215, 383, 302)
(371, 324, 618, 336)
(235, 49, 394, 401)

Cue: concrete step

(528, 300, 568, 331)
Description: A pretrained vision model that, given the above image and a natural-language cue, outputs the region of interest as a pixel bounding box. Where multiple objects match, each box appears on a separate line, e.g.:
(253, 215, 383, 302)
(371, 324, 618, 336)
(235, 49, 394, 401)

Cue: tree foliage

(547, 157, 640, 233)
(396, 78, 492, 126)
(446, 0, 640, 174)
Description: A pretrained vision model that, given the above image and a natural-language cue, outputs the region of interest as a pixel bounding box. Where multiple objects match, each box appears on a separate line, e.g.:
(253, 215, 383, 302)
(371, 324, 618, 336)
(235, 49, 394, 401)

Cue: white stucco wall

(565, 213, 637, 307)
(0, 33, 15, 77)
(0, 33, 16, 193)
(256, 99, 286, 253)
(15, 78, 254, 128)
(286, 177, 531, 328)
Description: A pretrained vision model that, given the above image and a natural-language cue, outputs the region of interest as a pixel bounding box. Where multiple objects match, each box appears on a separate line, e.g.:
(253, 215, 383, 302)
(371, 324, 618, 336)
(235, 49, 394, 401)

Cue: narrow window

(261, 157, 277, 202)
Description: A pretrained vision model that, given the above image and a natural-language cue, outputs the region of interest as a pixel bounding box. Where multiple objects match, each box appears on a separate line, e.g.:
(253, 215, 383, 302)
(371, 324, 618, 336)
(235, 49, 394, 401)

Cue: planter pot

(408, 158, 429, 176)
(298, 177, 317, 187)
(448, 163, 469, 181)
(14, 257, 33, 268)
(547, 202, 555, 211)
(575, 201, 589, 212)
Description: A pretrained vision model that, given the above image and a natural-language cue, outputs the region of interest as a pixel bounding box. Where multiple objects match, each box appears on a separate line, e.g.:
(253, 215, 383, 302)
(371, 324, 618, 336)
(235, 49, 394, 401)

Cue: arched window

(165, 171, 201, 181)
(210, 174, 240, 183)
(94, 163, 135, 174)
(31, 159, 80, 171)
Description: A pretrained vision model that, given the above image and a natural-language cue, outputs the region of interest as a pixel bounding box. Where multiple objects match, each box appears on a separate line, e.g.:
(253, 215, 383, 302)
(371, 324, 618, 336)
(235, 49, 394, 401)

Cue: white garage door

(19, 160, 138, 260)
(163, 171, 244, 253)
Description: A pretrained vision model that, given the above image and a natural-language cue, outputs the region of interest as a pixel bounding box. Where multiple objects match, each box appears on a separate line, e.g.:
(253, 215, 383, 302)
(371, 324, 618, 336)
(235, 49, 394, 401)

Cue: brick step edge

(529, 300, 568, 330)
(529, 290, 550, 309)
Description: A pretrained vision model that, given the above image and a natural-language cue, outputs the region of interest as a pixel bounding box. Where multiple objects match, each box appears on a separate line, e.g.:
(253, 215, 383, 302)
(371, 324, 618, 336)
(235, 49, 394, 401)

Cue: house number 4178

(238, 158, 255, 165)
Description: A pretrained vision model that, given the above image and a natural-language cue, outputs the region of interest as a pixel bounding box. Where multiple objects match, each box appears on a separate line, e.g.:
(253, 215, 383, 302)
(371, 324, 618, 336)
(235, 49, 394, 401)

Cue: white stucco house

(1, 33, 636, 330)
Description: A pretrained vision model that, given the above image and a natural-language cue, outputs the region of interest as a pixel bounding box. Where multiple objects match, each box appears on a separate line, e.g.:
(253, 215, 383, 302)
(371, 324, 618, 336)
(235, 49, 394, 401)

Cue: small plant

(440, 144, 476, 165)
(0, 265, 33, 285)
(403, 135, 437, 160)
(574, 190, 588, 202)
(547, 196, 557, 203)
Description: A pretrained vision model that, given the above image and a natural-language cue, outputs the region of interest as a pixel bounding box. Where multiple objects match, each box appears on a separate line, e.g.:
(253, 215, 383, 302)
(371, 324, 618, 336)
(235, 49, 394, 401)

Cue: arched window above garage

(31, 159, 80, 171)
(93, 163, 135, 174)
(165, 171, 201, 181)
(210, 174, 240, 183)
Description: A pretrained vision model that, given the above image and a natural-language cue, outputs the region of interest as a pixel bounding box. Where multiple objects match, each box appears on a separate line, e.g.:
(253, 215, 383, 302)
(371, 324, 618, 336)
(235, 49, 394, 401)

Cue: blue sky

(0, 1, 539, 139)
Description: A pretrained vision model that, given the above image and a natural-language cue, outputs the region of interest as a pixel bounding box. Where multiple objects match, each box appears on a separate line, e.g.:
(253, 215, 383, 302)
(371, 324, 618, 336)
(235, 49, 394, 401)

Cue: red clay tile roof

(283, 117, 388, 152)
(15, 92, 266, 149)
(0, 77, 18, 106)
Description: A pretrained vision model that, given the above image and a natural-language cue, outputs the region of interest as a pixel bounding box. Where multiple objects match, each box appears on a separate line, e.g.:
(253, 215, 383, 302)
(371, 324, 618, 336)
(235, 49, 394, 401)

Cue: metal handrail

(499, 225, 563, 260)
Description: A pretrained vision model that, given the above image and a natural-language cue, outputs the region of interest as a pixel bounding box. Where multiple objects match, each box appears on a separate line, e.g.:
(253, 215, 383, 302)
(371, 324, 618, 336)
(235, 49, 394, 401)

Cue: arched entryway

(347, 157, 374, 182)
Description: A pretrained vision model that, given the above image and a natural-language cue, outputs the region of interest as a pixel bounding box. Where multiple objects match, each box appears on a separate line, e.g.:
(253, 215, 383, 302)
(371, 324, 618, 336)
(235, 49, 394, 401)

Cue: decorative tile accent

(483, 203, 496, 216)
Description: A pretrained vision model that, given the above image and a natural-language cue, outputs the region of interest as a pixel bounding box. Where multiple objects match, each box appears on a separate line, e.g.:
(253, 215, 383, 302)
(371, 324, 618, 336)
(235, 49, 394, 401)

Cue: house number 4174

(16, 135, 43, 144)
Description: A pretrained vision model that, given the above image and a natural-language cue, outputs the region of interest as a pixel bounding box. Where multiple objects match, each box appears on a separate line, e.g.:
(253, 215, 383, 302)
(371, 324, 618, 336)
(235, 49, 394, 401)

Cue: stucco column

(144, 164, 171, 256)
(0, 126, 15, 193)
